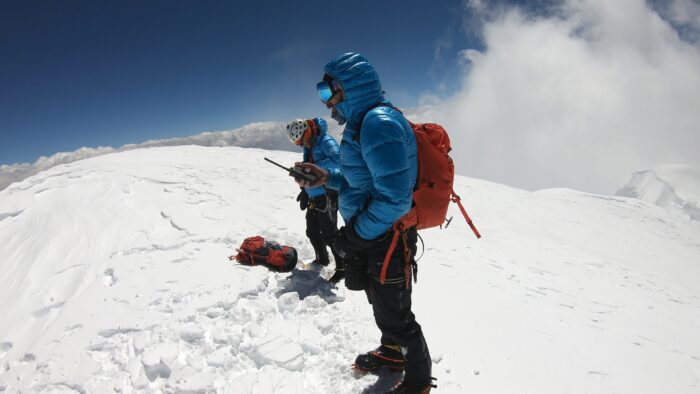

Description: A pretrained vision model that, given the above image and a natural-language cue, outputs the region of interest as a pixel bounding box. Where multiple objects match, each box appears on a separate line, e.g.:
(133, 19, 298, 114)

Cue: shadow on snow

(275, 267, 343, 304)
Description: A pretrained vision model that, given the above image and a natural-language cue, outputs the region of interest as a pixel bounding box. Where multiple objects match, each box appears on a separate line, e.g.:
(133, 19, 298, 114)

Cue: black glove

(296, 189, 309, 211)
(332, 219, 377, 261)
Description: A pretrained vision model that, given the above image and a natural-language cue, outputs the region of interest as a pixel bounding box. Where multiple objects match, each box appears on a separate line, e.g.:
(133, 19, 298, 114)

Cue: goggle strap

(306, 119, 319, 134)
(302, 120, 318, 146)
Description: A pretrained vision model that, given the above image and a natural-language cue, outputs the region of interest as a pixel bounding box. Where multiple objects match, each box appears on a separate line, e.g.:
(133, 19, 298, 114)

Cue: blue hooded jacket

(304, 117, 340, 198)
(324, 53, 418, 240)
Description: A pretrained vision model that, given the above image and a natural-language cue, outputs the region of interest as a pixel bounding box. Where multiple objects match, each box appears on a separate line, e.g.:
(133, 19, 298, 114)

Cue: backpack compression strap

(379, 224, 405, 286)
(378, 192, 481, 285)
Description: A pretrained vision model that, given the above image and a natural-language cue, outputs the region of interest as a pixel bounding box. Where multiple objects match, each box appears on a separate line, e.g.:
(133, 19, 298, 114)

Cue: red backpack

(375, 116, 482, 286)
(230, 236, 298, 273)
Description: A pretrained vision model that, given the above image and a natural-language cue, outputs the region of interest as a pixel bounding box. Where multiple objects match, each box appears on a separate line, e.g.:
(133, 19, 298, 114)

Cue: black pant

(305, 192, 342, 268)
(362, 228, 431, 384)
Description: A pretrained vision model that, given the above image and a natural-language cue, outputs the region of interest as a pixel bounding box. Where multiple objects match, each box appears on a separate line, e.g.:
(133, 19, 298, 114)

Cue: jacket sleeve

(326, 167, 346, 191)
(325, 121, 347, 191)
(322, 136, 340, 164)
(312, 118, 340, 181)
(317, 136, 340, 172)
(354, 112, 414, 240)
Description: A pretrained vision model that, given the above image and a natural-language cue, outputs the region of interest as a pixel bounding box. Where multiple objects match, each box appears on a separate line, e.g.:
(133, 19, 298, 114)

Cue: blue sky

(0, 0, 479, 165)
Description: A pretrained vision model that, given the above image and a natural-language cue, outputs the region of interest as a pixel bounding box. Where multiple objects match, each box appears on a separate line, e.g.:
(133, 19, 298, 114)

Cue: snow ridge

(615, 165, 700, 221)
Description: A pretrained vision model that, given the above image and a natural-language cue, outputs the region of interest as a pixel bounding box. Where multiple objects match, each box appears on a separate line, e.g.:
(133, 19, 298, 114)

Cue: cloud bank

(419, 0, 700, 194)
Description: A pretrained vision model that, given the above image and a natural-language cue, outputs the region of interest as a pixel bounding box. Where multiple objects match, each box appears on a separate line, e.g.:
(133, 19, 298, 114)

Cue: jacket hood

(323, 53, 385, 125)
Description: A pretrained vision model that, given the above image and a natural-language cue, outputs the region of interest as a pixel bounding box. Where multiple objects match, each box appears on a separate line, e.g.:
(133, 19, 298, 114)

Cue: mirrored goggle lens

(316, 81, 333, 102)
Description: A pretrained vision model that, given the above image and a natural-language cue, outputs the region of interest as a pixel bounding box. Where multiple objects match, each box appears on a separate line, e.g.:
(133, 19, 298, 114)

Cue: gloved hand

(296, 189, 308, 210)
(332, 220, 377, 261)
(294, 162, 329, 188)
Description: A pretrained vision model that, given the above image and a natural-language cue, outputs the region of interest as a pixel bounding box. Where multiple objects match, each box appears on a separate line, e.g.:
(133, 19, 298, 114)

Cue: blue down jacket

(304, 117, 340, 198)
(324, 53, 417, 240)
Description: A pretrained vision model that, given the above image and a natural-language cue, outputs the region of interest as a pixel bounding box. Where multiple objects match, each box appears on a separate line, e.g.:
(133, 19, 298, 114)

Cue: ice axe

(264, 157, 317, 183)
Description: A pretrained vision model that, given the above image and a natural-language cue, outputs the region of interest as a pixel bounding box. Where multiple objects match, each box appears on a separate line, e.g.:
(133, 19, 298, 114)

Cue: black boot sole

(351, 363, 405, 373)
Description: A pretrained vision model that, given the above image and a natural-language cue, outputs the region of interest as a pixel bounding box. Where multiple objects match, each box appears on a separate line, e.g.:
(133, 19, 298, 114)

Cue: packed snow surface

(0, 146, 699, 393)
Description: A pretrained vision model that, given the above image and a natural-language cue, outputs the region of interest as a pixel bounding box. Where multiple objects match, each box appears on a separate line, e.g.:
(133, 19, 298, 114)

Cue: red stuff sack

(229, 236, 298, 272)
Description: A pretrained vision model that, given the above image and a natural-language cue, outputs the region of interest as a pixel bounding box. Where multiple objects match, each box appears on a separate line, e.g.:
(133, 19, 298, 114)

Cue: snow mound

(616, 165, 700, 221)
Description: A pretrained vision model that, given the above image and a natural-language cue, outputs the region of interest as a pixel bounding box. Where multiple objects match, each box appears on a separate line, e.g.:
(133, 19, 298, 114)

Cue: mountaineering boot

(309, 238, 330, 266)
(310, 258, 330, 267)
(385, 379, 435, 394)
(353, 345, 405, 372)
(328, 253, 345, 283)
(328, 268, 345, 283)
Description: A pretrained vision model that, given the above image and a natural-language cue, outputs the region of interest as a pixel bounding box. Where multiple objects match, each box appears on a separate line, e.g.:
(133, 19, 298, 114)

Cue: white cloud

(421, 0, 700, 194)
(666, 0, 700, 30)
(0, 147, 117, 193)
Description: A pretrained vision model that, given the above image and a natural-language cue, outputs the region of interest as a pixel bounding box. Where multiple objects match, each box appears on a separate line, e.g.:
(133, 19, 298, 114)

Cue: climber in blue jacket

(285, 117, 344, 283)
(295, 53, 434, 393)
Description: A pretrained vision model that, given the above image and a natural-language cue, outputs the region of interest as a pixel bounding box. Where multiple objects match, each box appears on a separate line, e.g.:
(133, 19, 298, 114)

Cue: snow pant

(363, 227, 432, 385)
(305, 192, 343, 269)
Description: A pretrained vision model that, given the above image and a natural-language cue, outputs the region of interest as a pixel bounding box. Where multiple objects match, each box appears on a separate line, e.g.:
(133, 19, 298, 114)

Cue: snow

(616, 164, 700, 221)
(0, 145, 699, 393)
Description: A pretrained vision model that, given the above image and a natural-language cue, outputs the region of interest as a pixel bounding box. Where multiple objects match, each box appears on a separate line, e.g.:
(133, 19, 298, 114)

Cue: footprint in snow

(357, 368, 404, 394)
(0, 342, 12, 359)
(60, 324, 84, 339)
(103, 268, 117, 287)
(32, 301, 65, 318)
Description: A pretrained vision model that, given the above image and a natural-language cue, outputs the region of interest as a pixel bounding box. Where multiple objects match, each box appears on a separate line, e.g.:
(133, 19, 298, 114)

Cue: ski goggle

(316, 78, 342, 102)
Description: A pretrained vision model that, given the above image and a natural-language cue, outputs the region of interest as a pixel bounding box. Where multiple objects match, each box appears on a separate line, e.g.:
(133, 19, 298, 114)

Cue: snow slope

(0, 146, 699, 393)
(616, 165, 700, 221)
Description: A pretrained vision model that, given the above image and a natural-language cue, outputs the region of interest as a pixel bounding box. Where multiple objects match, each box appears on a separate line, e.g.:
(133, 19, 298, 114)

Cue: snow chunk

(179, 326, 205, 343)
(277, 292, 300, 313)
(167, 370, 215, 393)
(298, 322, 323, 355)
(248, 323, 266, 338)
(141, 343, 180, 381)
(206, 347, 233, 368)
(254, 335, 304, 371)
(133, 332, 151, 352)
